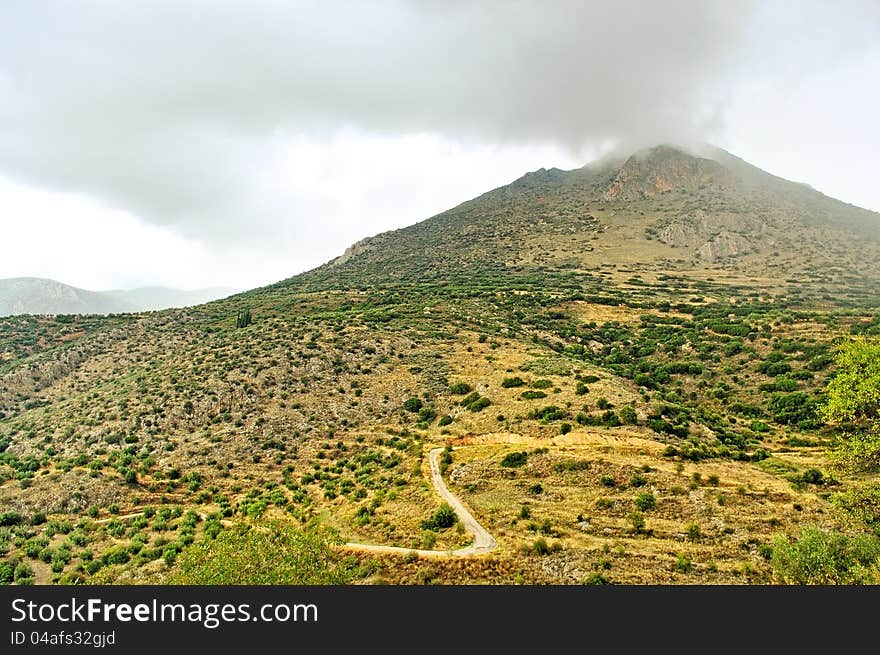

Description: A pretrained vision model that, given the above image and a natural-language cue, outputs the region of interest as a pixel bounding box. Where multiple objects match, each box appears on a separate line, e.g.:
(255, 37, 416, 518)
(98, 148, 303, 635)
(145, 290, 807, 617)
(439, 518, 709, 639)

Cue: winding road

(344, 447, 498, 558)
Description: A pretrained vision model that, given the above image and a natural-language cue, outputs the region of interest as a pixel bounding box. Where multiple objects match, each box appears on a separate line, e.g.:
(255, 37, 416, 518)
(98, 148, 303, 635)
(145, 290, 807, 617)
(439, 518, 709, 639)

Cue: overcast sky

(1, 0, 878, 291)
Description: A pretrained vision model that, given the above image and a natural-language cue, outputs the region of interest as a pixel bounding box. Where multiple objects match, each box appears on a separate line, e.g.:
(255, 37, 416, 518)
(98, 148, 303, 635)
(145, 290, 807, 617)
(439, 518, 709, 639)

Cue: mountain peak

(604, 144, 736, 201)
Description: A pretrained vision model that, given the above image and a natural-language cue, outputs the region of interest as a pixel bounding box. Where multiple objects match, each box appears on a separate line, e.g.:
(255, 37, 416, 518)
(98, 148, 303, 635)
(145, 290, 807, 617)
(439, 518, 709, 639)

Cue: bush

(520, 390, 547, 400)
(771, 525, 880, 584)
(500, 452, 527, 468)
(421, 504, 457, 531)
(403, 397, 423, 413)
(459, 392, 480, 406)
(674, 553, 692, 573)
(634, 491, 656, 511)
(0, 512, 23, 527)
(686, 523, 702, 542)
(418, 407, 437, 422)
(501, 377, 525, 388)
(583, 571, 610, 585)
(467, 397, 491, 412)
(531, 406, 565, 421)
(0, 560, 13, 584)
(14, 562, 33, 582)
(629, 511, 646, 533)
(438, 415, 453, 427)
(629, 472, 647, 487)
(619, 405, 638, 425)
(449, 382, 472, 395)
(103, 548, 131, 566)
(802, 468, 824, 485)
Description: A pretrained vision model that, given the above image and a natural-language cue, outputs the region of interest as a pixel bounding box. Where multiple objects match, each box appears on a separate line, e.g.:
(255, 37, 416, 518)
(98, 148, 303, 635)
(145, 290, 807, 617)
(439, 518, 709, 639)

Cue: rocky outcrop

(605, 145, 737, 201)
(654, 209, 773, 262)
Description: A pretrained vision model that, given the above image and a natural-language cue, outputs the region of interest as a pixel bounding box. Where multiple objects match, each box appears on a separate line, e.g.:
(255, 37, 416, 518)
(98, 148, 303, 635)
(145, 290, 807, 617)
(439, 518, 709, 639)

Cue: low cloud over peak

(1, 0, 878, 255)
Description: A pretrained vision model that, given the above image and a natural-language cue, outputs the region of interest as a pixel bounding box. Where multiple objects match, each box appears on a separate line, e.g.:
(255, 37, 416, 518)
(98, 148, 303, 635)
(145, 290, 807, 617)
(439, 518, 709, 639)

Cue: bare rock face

(695, 231, 759, 261)
(604, 145, 737, 201)
(653, 209, 773, 262)
(330, 235, 380, 266)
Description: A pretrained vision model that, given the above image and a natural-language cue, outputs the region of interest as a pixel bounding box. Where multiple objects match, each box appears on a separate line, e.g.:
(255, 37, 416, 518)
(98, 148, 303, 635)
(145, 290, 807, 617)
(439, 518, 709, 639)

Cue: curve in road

(344, 447, 497, 558)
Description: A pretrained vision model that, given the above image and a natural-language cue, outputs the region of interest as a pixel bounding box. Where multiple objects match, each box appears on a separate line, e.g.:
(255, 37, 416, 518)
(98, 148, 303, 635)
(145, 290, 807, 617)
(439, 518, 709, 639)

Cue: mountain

(302, 144, 880, 295)
(2, 145, 879, 586)
(0, 278, 238, 316)
(0, 277, 136, 316)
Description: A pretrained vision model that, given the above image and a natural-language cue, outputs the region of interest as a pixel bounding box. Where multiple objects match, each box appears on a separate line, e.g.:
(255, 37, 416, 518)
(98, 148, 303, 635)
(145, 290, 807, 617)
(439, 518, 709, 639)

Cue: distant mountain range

(0, 277, 239, 316)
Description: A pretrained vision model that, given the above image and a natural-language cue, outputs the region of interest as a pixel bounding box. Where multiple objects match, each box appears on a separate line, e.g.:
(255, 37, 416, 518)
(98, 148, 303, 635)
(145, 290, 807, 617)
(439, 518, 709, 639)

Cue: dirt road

(344, 447, 497, 558)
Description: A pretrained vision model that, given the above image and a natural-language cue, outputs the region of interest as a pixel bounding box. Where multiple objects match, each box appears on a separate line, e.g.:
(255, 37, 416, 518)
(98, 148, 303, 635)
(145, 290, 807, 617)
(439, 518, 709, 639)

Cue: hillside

(1, 145, 879, 586)
(0, 278, 238, 316)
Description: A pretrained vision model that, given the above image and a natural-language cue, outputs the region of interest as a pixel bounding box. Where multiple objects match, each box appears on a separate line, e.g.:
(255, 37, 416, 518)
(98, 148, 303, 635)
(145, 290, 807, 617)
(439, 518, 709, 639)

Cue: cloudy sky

(1, 1, 878, 291)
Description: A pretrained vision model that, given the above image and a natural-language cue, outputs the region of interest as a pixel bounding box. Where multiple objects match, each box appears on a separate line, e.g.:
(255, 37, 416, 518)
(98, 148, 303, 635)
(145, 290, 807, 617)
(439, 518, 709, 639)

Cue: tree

(235, 308, 252, 329)
(771, 524, 879, 584)
(820, 337, 880, 471)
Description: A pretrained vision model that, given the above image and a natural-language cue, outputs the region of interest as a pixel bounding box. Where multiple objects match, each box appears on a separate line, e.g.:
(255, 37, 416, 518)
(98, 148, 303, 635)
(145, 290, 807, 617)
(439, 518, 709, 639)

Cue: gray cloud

(0, 0, 877, 244)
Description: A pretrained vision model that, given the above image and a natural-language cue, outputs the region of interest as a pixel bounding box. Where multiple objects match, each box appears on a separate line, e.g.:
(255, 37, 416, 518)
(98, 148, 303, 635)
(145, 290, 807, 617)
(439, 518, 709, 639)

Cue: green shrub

(0, 512, 23, 527)
(418, 407, 437, 422)
(771, 525, 880, 584)
(674, 553, 692, 573)
(583, 571, 610, 585)
(634, 491, 656, 511)
(449, 382, 472, 395)
(520, 390, 547, 400)
(0, 560, 13, 584)
(467, 397, 491, 412)
(14, 562, 33, 582)
(802, 468, 824, 485)
(438, 415, 453, 427)
(403, 397, 423, 413)
(459, 392, 481, 406)
(531, 406, 565, 421)
(501, 377, 525, 388)
(500, 452, 527, 468)
(629, 472, 647, 487)
(421, 504, 457, 531)
(619, 405, 638, 425)
(629, 511, 646, 533)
